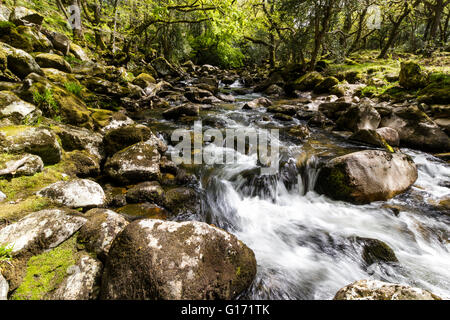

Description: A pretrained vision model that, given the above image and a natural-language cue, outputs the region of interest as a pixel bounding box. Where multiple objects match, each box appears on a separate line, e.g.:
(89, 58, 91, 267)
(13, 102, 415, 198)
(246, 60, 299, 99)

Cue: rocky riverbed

(0, 5, 449, 301)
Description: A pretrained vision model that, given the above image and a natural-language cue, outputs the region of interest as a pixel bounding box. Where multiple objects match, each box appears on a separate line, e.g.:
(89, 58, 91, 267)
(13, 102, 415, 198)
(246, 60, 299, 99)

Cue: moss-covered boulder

(315, 150, 418, 204)
(11, 236, 102, 300)
(381, 105, 450, 153)
(334, 280, 441, 300)
(0, 90, 39, 124)
(63, 150, 100, 178)
(0, 24, 52, 53)
(77, 209, 128, 261)
(105, 142, 161, 184)
(0, 42, 42, 78)
(313, 76, 339, 94)
(417, 73, 450, 105)
(0, 126, 62, 165)
(164, 187, 201, 217)
(354, 237, 398, 266)
(41, 68, 79, 86)
(103, 124, 151, 156)
(69, 43, 89, 62)
(0, 153, 44, 178)
(100, 219, 257, 300)
(9, 6, 44, 26)
(0, 208, 86, 256)
(399, 61, 429, 90)
(132, 73, 156, 89)
(37, 179, 106, 209)
(50, 123, 103, 160)
(35, 53, 72, 73)
(291, 71, 324, 91)
(22, 73, 93, 129)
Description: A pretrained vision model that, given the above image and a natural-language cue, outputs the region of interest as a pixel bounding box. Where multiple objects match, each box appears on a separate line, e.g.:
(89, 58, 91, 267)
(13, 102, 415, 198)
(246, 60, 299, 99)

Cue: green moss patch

(11, 237, 77, 300)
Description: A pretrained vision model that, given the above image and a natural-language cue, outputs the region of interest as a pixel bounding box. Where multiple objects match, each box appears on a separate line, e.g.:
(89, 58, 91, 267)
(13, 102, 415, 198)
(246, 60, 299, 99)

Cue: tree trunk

(378, 1, 417, 59)
(309, 0, 334, 71)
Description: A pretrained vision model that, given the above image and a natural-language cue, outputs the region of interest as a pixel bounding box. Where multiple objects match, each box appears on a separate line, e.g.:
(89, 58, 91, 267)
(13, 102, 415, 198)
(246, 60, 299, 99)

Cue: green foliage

(0, 243, 13, 263)
(64, 82, 83, 97)
(32, 88, 59, 112)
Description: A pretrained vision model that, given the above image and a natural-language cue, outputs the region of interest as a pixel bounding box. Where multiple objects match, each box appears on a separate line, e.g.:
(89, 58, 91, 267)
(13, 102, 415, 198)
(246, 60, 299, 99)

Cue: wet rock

(184, 87, 213, 103)
(349, 129, 394, 150)
(273, 113, 293, 121)
(315, 150, 418, 204)
(132, 73, 156, 89)
(334, 280, 441, 300)
(335, 101, 381, 132)
(318, 97, 353, 120)
(376, 127, 400, 147)
(288, 125, 311, 140)
(307, 112, 334, 128)
(243, 97, 272, 110)
(0, 208, 86, 255)
(35, 53, 72, 73)
(265, 84, 285, 96)
(354, 237, 398, 265)
(52, 254, 102, 300)
(126, 181, 164, 204)
(103, 124, 151, 156)
(216, 93, 235, 103)
(78, 209, 129, 260)
(267, 105, 298, 116)
(399, 61, 428, 90)
(162, 103, 200, 120)
(0, 273, 7, 300)
(0, 91, 39, 123)
(117, 203, 168, 220)
(105, 142, 161, 184)
(100, 219, 257, 300)
(9, 6, 44, 26)
(0, 153, 43, 178)
(0, 126, 61, 165)
(381, 105, 450, 153)
(38, 179, 106, 209)
(0, 42, 42, 78)
(313, 76, 339, 94)
(164, 187, 200, 217)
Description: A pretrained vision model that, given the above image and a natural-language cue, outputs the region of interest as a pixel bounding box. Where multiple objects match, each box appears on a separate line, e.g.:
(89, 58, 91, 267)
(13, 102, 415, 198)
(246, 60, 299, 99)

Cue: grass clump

(64, 82, 83, 97)
(32, 88, 59, 112)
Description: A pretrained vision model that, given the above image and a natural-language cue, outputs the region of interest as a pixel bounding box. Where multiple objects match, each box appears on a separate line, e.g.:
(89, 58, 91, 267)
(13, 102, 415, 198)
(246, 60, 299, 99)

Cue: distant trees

(56, 0, 450, 69)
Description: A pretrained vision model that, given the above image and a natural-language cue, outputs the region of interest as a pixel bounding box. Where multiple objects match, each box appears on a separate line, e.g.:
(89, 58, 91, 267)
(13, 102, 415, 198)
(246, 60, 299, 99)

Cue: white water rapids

(196, 108, 450, 300)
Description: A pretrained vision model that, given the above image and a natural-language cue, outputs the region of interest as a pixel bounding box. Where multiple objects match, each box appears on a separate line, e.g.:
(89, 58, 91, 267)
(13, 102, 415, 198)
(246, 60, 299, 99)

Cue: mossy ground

(0, 155, 69, 220)
(11, 236, 77, 300)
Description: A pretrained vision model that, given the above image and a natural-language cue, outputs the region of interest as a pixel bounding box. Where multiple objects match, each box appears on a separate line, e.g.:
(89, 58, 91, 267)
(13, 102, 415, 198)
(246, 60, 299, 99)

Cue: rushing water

(148, 84, 450, 300)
